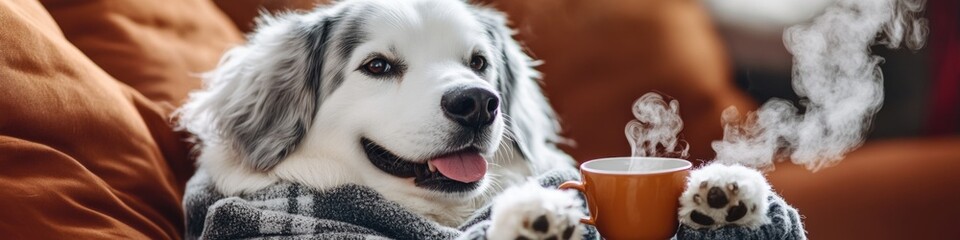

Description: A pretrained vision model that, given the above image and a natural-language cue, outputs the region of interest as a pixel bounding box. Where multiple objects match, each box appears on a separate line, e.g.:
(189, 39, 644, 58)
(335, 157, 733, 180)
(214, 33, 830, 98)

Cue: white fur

(180, 0, 576, 230)
(679, 164, 772, 229)
(488, 182, 585, 240)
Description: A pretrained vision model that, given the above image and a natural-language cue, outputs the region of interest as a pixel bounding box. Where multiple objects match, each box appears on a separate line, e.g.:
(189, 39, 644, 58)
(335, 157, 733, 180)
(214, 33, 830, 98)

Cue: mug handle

(558, 181, 596, 225)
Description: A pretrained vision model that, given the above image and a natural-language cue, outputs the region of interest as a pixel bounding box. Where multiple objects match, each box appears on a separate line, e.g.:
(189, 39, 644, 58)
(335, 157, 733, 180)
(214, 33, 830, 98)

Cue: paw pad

(725, 201, 748, 222)
(690, 199, 751, 226)
(680, 164, 772, 229)
(690, 210, 715, 225)
(562, 226, 575, 239)
(532, 215, 550, 233)
(706, 186, 729, 208)
(690, 182, 749, 222)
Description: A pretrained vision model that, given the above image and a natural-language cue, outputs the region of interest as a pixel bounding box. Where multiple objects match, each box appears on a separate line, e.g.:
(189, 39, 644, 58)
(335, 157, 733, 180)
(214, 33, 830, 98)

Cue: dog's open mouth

(361, 138, 485, 193)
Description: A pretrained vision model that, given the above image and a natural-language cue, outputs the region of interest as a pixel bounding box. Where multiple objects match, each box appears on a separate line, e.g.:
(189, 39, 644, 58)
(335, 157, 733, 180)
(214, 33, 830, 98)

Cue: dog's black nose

(441, 87, 499, 128)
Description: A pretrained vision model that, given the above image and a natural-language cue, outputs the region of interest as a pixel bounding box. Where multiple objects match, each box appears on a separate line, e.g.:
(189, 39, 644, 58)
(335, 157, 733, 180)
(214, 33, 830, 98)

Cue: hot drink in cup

(560, 157, 691, 240)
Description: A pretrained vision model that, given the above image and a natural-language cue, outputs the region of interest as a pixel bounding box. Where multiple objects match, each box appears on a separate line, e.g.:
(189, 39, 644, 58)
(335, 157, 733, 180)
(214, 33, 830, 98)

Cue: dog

(178, 0, 583, 238)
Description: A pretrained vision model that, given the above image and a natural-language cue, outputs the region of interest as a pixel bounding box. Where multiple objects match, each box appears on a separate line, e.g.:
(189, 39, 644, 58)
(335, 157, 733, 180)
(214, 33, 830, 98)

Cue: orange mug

(560, 157, 691, 240)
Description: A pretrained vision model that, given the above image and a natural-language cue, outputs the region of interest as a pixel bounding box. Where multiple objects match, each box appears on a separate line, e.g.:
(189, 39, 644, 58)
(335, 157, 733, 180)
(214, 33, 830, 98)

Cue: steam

(626, 93, 689, 170)
(711, 0, 928, 170)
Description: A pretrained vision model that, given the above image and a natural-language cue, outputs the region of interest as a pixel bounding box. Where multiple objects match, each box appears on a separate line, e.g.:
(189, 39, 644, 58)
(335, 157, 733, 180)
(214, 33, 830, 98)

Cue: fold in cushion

(0, 0, 216, 238)
(40, 0, 244, 109)
(0, 137, 168, 239)
(214, 0, 329, 33)
(37, 0, 248, 208)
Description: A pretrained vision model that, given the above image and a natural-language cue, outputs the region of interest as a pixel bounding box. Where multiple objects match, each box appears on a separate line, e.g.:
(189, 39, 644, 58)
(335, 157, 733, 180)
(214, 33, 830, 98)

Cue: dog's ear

(178, 10, 342, 171)
(472, 8, 576, 170)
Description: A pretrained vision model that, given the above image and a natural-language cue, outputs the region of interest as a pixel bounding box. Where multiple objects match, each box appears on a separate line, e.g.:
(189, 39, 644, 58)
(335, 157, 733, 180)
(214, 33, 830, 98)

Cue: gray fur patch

(202, 8, 347, 171)
(470, 7, 567, 165)
(337, 5, 370, 60)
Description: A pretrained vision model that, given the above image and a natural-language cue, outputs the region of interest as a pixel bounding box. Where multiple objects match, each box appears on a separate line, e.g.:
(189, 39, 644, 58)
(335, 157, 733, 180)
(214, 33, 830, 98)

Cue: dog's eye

(363, 58, 393, 75)
(469, 55, 487, 72)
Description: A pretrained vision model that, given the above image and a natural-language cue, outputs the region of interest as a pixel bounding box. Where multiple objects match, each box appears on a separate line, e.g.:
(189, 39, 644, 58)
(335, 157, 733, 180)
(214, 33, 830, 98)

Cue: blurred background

(710, 0, 951, 141)
(1, 0, 956, 239)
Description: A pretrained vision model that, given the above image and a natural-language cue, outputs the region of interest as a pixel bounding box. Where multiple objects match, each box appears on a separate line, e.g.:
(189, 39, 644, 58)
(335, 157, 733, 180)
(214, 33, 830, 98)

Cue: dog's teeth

(428, 161, 437, 172)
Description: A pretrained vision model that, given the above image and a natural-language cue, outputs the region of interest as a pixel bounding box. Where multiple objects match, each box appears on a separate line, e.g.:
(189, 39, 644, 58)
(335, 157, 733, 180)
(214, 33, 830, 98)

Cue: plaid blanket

(184, 168, 804, 240)
(184, 169, 598, 240)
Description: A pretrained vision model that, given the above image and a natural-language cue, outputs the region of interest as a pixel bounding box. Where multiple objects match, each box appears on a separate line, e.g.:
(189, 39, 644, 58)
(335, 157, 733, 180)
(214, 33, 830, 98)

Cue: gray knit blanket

(184, 169, 804, 239)
(184, 169, 599, 240)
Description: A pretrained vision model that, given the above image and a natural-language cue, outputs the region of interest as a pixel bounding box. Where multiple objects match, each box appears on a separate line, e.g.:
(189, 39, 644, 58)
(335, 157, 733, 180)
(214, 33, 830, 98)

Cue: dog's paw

(487, 182, 585, 240)
(679, 164, 772, 229)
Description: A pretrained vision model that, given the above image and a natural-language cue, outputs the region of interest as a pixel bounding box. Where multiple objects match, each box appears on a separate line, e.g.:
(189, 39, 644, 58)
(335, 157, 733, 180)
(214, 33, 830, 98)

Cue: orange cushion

(0, 0, 240, 238)
(37, 0, 244, 194)
(41, 0, 243, 110)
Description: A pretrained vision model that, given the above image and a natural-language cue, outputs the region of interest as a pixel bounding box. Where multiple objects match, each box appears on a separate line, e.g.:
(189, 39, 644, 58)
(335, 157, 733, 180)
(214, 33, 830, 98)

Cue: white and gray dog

(179, 0, 584, 238)
(180, 0, 773, 238)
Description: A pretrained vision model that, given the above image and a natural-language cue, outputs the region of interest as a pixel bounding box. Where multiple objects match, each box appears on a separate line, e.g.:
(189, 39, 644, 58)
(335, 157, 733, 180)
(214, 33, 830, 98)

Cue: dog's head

(180, 0, 567, 197)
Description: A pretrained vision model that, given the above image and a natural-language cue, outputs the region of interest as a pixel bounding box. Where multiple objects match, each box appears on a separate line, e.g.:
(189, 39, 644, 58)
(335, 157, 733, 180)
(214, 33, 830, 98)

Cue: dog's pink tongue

(429, 152, 486, 183)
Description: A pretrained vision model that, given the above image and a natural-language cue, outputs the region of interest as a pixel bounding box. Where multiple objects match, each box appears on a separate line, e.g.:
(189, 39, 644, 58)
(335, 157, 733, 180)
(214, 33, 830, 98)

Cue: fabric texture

(0, 0, 183, 238)
(184, 169, 599, 240)
(675, 195, 807, 240)
(185, 165, 805, 240)
(40, 0, 244, 110)
(38, 0, 245, 189)
(0, 0, 241, 238)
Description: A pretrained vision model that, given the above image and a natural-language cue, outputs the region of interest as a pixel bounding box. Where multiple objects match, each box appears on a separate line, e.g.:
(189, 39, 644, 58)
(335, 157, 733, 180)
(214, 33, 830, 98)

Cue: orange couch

(0, 0, 956, 239)
(0, 0, 239, 238)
